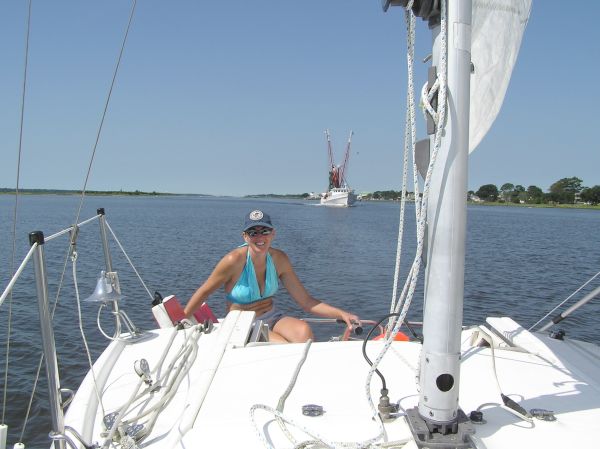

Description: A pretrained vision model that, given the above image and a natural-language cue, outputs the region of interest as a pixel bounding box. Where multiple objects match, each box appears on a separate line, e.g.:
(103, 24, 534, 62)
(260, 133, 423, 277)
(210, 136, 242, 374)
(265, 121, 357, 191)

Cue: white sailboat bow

(4, 1, 600, 449)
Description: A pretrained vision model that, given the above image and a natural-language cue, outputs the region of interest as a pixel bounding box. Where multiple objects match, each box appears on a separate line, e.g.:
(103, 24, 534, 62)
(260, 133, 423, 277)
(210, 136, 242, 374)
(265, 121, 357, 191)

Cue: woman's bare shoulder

(222, 246, 247, 264)
(269, 248, 292, 268)
(269, 247, 288, 258)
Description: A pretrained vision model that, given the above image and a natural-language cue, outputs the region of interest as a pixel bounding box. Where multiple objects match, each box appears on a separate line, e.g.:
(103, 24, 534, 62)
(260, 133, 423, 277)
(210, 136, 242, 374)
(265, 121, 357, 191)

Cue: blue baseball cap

(243, 210, 274, 231)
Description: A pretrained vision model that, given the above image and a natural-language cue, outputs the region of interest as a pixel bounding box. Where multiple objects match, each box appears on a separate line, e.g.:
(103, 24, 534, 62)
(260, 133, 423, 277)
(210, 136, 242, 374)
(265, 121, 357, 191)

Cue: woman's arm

(275, 250, 359, 328)
(184, 251, 240, 318)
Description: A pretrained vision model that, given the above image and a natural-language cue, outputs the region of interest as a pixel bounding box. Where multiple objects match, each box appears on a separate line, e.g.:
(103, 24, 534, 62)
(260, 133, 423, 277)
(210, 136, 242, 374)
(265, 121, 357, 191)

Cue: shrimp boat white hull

(62, 312, 600, 449)
(320, 188, 357, 207)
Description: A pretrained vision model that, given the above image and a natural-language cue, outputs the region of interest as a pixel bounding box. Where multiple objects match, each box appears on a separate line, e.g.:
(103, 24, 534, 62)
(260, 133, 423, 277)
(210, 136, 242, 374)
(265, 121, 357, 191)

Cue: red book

(193, 302, 218, 324)
(164, 295, 218, 323)
(161, 295, 186, 325)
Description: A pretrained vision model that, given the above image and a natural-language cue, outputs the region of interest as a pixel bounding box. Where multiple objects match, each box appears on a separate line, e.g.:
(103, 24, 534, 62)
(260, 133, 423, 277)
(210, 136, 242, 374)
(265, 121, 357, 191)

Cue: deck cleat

(530, 409, 557, 421)
(302, 404, 324, 417)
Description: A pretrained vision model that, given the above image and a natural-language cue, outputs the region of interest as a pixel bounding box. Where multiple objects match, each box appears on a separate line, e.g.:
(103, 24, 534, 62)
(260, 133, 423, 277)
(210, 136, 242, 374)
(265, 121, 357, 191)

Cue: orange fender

(373, 331, 409, 342)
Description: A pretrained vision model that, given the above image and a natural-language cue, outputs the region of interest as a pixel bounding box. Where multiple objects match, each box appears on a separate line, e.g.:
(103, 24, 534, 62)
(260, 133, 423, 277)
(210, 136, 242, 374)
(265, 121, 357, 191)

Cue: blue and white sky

(1, 1, 598, 196)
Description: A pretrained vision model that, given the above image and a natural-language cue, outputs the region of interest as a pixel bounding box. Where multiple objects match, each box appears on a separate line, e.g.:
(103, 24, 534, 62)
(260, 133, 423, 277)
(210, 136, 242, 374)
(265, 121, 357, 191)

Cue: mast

(338, 130, 353, 187)
(325, 129, 336, 189)
(324, 129, 353, 190)
(385, 0, 474, 445)
(419, 0, 471, 427)
(325, 129, 334, 170)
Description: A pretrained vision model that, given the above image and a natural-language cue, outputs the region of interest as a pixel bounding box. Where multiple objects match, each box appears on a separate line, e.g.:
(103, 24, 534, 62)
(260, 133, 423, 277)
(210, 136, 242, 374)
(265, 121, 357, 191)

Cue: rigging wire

(105, 221, 154, 301)
(2, 0, 32, 426)
(15, 2, 139, 442)
(528, 269, 600, 331)
(71, 0, 138, 228)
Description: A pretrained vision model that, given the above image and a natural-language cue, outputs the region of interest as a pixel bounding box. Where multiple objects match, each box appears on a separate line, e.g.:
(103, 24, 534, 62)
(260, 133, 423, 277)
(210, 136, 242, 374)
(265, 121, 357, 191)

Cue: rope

(96, 305, 119, 341)
(3, 1, 137, 441)
(472, 328, 533, 424)
(72, 253, 107, 421)
(251, 340, 387, 449)
(275, 340, 312, 445)
(389, 2, 416, 319)
(368, 0, 449, 426)
(101, 327, 202, 447)
(2, 0, 32, 425)
(252, 4, 447, 448)
(17, 3, 138, 441)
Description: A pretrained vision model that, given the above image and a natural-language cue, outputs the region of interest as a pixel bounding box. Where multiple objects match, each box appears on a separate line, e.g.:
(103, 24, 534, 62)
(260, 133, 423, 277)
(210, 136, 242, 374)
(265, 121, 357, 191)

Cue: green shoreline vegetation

(4, 176, 600, 210)
(0, 188, 197, 196)
(354, 177, 600, 209)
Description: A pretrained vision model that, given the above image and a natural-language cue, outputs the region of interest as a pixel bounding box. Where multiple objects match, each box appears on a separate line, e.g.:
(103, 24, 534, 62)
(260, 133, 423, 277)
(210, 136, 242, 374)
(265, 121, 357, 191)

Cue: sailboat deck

(63, 312, 600, 448)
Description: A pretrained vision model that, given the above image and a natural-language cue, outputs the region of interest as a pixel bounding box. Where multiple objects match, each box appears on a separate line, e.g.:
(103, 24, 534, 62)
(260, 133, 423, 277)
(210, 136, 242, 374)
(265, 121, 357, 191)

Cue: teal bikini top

(226, 247, 279, 304)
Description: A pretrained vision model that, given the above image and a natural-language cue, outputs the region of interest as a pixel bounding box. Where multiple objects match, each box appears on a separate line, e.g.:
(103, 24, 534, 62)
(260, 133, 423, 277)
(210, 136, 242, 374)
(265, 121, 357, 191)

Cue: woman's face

(243, 226, 275, 253)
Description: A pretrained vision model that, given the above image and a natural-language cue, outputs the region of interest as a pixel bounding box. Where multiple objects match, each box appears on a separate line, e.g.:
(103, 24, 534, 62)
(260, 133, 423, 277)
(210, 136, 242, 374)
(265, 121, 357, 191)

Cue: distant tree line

(473, 177, 600, 205)
(363, 190, 404, 200)
(0, 187, 171, 196)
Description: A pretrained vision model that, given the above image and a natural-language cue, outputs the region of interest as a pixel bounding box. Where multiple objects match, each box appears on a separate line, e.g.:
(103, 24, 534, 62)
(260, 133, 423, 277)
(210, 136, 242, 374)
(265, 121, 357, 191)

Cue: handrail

(0, 214, 102, 309)
(44, 214, 101, 242)
(300, 317, 422, 341)
(0, 243, 38, 308)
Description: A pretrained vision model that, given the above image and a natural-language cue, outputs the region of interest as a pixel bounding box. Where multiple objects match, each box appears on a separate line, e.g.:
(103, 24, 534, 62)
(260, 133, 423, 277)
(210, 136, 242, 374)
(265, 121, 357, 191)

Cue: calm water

(1, 195, 600, 446)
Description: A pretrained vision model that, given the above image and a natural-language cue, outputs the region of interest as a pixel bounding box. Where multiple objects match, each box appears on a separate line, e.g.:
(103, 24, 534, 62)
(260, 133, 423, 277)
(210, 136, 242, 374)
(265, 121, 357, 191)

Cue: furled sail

(469, 0, 532, 152)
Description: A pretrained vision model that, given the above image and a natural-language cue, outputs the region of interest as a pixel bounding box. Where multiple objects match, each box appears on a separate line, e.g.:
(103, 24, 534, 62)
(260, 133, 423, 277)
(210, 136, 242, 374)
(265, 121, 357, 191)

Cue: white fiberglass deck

(64, 311, 600, 448)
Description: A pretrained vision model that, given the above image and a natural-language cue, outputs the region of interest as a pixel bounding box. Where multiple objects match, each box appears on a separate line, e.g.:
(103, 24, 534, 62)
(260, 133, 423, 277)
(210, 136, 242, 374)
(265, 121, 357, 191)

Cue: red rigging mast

(324, 129, 353, 189)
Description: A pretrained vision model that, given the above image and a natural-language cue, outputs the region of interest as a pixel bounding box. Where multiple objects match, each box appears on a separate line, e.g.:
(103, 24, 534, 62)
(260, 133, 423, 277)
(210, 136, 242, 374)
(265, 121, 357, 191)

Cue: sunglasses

(245, 228, 273, 237)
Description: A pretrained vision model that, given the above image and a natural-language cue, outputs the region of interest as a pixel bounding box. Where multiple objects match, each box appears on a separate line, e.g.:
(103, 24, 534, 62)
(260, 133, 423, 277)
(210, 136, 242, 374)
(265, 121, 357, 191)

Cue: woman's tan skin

(184, 226, 359, 343)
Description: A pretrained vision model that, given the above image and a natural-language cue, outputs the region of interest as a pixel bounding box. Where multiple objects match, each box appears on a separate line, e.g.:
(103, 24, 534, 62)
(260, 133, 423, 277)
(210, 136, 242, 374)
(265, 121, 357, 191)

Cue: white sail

(469, 0, 532, 152)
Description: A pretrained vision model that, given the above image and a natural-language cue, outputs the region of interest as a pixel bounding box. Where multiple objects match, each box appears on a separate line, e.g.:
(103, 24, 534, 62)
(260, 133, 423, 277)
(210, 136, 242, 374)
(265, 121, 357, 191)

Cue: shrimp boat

(3, 1, 600, 449)
(320, 130, 357, 207)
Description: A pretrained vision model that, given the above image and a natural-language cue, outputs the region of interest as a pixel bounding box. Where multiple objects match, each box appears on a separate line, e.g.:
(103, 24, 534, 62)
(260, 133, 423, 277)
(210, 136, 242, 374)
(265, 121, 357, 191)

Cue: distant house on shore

(469, 193, 483, 202)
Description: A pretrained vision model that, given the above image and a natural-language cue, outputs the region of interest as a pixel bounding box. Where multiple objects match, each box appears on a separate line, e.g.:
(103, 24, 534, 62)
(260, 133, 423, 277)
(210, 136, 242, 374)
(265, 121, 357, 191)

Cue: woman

(184, 209, 359, 343)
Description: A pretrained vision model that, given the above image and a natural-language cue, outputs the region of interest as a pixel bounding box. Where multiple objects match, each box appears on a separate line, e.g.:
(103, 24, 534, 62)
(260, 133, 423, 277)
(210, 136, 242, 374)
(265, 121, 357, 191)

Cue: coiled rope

(101, 326, 202, 448)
